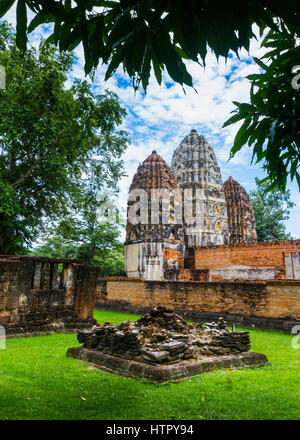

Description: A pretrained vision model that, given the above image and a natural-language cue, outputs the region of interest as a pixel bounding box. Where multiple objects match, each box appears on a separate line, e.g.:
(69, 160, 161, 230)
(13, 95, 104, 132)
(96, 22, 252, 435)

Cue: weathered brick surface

(191, 240, 300, 280)
(0, 256, 98, 336)
(223, 176, 257, 244)
(125, 150, 184, 280)
(95, 277, 300, 332)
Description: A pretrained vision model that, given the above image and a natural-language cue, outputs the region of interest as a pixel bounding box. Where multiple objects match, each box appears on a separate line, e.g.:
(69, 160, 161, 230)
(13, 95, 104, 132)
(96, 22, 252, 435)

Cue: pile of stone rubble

(77, 306, 250, 365)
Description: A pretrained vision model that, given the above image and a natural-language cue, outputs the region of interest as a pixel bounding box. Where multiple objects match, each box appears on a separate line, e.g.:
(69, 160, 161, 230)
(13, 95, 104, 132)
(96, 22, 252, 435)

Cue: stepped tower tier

(223, 176, 257, 244)
(125, 151, 184, 280)
(171, 129, 230, 248)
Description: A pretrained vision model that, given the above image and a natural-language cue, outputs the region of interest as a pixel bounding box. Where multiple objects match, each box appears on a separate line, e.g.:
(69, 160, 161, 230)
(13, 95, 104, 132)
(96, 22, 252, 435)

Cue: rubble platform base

(67, 346, 268, 383)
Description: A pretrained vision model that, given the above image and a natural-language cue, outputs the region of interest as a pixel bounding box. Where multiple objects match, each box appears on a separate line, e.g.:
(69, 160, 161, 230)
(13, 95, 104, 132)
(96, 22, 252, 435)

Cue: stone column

(41, 263, 51, 289)
(292, 253, 300, 279)
(284, 254, 293, 279)
(51, 264, 58, 290)
(65, 265, 75, 306)
(33, 262, 42, 290)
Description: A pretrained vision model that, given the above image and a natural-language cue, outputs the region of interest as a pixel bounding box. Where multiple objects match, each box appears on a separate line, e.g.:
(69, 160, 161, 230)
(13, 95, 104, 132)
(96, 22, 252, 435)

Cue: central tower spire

(171, 129, 229, 247)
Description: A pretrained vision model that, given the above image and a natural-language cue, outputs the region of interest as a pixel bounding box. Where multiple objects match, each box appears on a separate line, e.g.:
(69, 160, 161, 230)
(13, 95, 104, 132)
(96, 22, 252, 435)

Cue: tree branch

(12, 136, 60, 187)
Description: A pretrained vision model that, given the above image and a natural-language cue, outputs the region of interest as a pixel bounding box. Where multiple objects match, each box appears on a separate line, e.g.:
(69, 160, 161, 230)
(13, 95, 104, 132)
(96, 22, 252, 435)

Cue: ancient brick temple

(124, 129, 300, 283)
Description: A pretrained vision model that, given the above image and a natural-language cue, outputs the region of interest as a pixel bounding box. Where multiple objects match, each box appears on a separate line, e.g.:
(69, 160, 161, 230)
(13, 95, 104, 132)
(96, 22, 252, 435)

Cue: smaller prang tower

(124, 151, 184, 280)
(223, 176, 257, 244)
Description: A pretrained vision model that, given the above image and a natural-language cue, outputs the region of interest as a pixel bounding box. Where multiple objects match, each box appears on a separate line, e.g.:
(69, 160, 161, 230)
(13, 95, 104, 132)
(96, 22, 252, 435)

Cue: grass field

(0, 309, 299, 420)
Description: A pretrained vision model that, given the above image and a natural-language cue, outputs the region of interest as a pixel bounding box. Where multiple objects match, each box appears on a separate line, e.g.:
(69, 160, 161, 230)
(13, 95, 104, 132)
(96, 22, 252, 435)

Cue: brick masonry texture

(67, 306, 268, 382)
(123, 131, 299, 283)
(223, 176, 257, 244)
(0, 255, 98, 337)
(191, 240, 300, 281)
(124, 150, 185, 280)
(96, 277, 300, 333)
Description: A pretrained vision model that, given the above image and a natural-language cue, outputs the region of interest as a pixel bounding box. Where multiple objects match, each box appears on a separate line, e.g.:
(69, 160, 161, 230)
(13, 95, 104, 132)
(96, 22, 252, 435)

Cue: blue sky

(3, 8, 300, 238)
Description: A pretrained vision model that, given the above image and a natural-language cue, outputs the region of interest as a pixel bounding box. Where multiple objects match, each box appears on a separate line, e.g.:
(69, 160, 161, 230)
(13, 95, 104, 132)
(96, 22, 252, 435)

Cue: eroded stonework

(224, 176, 257, 244)
(67, 306, 268, 382)
(0, 255, 98, 337)
(125, 151, 184, 280)
(171, 130, 229, 248)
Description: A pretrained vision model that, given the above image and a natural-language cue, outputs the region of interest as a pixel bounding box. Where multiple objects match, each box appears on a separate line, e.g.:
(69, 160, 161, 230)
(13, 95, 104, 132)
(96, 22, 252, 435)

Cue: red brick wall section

(192, 240, 300, 276)
(177, 269, 193, 281)
(163, 248, 185, 279)
(96, 278, 300, 322)
(96, 278, 108, 299)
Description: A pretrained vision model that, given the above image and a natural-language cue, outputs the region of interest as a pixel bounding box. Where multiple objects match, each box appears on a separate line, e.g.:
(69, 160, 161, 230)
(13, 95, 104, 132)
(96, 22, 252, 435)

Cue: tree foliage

(34, 177, 126, 276)
(54, 170, 125, 265)
(0, 22, 128, 253)
(34, 227, 126, 277)
(250, 178, 295, 242)
(1, 2, 299, 191)
(0, 1, 299, 91)
(223, 23, 300, 192)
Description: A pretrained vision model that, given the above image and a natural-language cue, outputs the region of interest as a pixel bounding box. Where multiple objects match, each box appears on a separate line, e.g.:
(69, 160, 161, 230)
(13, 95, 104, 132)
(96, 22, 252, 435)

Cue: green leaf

(106, 13, 134, 49)
(229, 118, 252, 157)
(232, 102, 255, 112)
(246, 74, 262, 81)
(222, 112, 247, 128)
(89, 16, 105, 61)
(104, 47, 126, 80)
(153, 28, 193, 87)
(253, 57, 268, 71)
(0, 0, 15, 17)
(152, 57, 162, 86)
(290, 160, 298, 180)
(141, 46, 151, 91)
(16, 0, 27, 51)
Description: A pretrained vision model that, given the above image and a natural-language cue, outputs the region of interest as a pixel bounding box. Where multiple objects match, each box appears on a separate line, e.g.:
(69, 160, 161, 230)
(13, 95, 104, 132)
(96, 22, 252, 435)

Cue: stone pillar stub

(51, 264, 58, 290)
(33, 262, 42, 290)
(65, 265, 76, 305)
(41, 262, 51, 289)
(292, 253, 300, 279)
(285, 255, 293, 279)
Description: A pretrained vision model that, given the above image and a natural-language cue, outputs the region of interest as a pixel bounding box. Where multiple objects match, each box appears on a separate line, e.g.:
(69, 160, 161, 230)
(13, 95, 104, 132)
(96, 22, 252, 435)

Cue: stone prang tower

(223, 176, 257, 244)
(124, 151, 184, 280)
(171, 129, 230, 249)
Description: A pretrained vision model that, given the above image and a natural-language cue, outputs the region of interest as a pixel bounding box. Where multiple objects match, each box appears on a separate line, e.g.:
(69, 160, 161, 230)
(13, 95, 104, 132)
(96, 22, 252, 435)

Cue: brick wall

(0, 255, 98, 337)
(96, 277, 300, 332)
(163, 247, 185, 280)
(191, 240, 300, 281)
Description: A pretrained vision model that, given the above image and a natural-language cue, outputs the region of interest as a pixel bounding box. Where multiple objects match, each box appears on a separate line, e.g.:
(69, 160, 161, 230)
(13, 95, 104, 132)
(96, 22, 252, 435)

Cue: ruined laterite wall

(191, 240, 300, 281)
(96, 277, 300, 332)
(0, 255, 98, 337)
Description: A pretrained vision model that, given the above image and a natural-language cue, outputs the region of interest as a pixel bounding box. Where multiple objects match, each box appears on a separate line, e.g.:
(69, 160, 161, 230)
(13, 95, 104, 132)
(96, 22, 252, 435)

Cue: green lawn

(0, 309, 299, 420)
